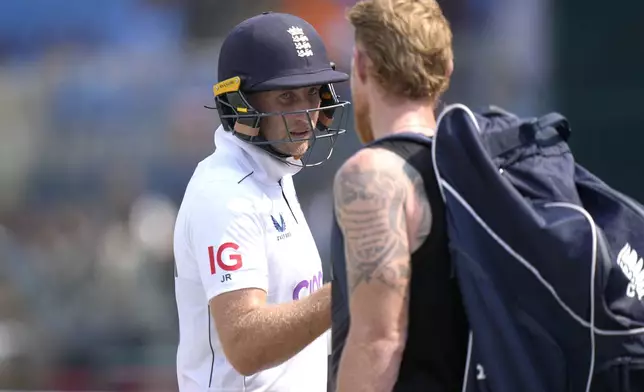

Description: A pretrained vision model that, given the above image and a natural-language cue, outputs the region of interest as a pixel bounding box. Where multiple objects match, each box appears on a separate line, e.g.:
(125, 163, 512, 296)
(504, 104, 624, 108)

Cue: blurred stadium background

(0, 0, 643, 390)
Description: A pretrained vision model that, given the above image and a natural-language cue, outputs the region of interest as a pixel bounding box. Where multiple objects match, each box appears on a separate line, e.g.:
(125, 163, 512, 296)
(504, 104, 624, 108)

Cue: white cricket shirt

(174, 127, 328, 392)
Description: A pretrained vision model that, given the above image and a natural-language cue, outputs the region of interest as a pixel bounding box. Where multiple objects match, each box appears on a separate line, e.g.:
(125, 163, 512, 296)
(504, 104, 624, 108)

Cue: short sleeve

(189, 192, 268, 301)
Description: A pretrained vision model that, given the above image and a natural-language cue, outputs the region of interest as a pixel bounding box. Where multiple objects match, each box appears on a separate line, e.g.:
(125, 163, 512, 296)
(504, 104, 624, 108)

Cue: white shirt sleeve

(189, 191, 268, 301)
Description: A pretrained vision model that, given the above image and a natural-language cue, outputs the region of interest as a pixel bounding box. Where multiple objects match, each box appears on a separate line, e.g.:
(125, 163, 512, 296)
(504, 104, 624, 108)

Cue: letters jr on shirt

(174, 128, 328, 392)
(209, 211, 323, 297)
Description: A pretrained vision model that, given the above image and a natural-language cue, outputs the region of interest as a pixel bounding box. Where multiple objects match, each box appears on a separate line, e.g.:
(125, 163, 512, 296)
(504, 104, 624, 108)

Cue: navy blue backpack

(329, 103, 644, 392)
(422, 104, 644, 392)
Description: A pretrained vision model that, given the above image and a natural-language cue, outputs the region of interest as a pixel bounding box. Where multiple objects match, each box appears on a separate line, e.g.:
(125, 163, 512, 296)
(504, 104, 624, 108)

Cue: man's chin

(275, 143, 309, 159)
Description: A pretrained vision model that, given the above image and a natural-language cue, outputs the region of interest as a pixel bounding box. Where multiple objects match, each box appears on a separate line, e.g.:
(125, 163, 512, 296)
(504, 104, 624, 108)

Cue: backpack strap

(484, 112, 571, 158)
(536, 113, 571, 141)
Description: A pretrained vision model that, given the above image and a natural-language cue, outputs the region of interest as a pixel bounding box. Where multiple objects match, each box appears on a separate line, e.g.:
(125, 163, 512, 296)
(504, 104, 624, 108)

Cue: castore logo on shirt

(271, 213, 292, 241)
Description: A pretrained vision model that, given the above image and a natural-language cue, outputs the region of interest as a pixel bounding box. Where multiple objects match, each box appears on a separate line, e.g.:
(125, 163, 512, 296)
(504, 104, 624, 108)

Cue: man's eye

(280, 92, 294, 100)
(309, 88, 320, 96)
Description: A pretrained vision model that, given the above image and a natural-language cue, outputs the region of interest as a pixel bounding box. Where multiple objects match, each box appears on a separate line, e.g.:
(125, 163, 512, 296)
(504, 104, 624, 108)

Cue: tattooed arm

(333, 147, 431, 392)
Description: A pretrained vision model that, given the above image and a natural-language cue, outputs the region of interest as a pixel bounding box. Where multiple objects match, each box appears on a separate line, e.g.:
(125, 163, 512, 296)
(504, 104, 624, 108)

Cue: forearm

(233, 283, 331, 373)
(336, 331, 405, 392)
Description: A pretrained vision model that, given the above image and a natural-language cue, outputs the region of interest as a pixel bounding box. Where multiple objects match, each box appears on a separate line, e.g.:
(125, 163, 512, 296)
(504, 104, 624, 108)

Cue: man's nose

(291, 111, 317, 126)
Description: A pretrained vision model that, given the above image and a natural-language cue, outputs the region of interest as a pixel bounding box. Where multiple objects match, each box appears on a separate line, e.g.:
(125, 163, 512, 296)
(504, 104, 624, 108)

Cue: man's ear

(445, 58, 454, 79)
(353, 47, 369, 84)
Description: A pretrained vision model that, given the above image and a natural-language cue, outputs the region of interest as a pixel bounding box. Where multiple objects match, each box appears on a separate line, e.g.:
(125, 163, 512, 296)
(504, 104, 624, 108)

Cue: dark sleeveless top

(330, 137, 469, 392)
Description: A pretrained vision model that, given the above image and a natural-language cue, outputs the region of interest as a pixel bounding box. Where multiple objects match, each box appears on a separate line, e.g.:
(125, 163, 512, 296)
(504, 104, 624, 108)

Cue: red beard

(353, 91, 374, 144)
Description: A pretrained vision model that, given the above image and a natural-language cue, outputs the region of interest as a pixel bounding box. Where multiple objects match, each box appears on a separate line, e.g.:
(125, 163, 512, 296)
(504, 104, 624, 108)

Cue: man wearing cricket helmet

(173, 11, 350, 392)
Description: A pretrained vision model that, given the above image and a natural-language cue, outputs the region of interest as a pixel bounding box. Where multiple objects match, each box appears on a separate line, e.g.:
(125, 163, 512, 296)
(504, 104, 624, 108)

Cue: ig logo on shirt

(209, 242, 243, 283)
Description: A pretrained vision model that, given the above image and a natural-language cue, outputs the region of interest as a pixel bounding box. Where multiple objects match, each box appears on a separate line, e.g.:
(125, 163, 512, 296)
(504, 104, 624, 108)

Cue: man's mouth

(289, 131, 311, 139)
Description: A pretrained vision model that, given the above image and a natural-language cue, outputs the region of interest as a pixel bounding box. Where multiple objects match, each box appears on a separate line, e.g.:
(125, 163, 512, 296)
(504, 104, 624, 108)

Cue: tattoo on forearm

(334, 162, 416, 295)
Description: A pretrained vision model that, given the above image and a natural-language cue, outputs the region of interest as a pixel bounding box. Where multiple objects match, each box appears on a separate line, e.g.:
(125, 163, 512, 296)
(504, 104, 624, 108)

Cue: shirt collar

(214, 126, 302, 184)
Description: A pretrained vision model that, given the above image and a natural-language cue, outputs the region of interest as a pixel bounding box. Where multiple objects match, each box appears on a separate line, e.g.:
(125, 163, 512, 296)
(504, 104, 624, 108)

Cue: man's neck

(370, 99, 437, 140)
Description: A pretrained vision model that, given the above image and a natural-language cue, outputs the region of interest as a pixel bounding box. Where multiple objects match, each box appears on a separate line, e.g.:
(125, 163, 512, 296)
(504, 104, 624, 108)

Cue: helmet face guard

(210, 75, 351, 167)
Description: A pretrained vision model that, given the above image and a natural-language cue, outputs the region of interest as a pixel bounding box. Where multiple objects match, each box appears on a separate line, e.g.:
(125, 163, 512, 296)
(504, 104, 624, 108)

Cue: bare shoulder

(333, 147, 432, 294)
(334, 147, 432, 250)
(333, 148, 410, 236)
(333, 147, 412, 195)
(337, 146, 403, 170)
